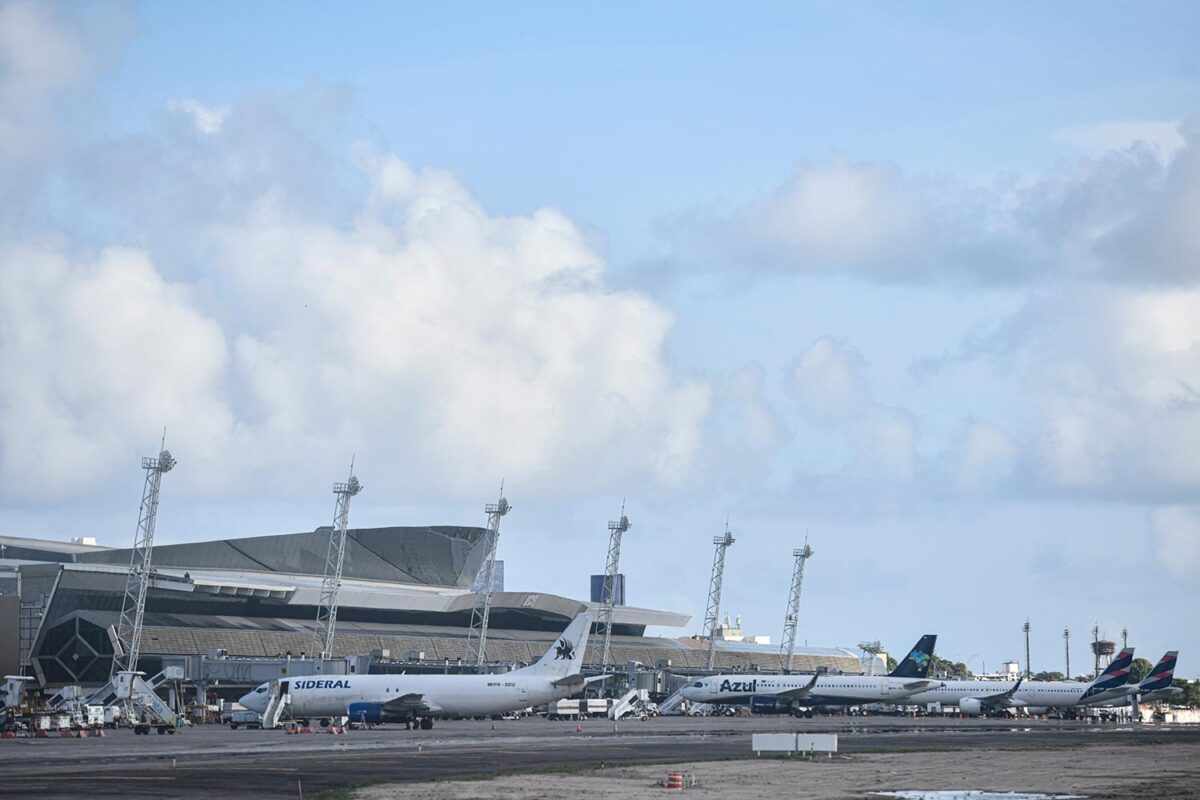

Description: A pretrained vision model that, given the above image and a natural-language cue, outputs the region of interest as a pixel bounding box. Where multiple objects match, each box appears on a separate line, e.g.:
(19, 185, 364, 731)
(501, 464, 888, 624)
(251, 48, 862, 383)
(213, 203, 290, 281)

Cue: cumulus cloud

(0, 244, 230, 497)
(673, 120, 1200, 288)
(787, 337, 917, 482)
(0, 75, 711, 501)
(1054, 121, 1185, 162)
(167, 99, 229, 135)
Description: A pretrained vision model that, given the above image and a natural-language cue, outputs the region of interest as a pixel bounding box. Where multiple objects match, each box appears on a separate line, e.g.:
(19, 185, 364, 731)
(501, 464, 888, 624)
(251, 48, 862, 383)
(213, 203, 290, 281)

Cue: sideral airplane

(1094, 651, 1182, 706)
(680, 634, 942, 714)
(239, 612, 597, 730)
(904, 647, 1138, 715)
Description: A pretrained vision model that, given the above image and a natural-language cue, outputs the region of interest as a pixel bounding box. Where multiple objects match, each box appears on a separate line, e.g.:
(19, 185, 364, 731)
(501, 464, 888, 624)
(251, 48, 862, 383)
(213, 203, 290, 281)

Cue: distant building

(590, 573, 625, 606)
(713, 614, 770, 645)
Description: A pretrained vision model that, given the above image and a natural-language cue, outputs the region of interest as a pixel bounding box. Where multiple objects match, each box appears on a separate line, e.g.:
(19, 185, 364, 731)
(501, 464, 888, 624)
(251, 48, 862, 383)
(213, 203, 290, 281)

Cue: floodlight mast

(598, 502, 631, 671)
(703, 522, 736, 671)
(464, 486, 511, 668)
(111, 436, 176, 691)
(313, 462, 362, 661)
(779, 539, 814, 672)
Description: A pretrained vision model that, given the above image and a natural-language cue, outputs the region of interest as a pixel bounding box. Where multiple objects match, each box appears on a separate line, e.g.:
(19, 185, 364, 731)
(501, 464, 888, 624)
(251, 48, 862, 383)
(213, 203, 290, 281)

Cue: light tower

(1023, 619, 1032, 678)
(779, 539, 814, 672)
(1121, 627, 1128, 649)
(703, 521, 736, 671)
(111, 436, 176, 685)
(1064, 626, 1071, 678)
(464, 487, 511, 668)
(313, 462, 362, 661)
(598, 503, 631, 671)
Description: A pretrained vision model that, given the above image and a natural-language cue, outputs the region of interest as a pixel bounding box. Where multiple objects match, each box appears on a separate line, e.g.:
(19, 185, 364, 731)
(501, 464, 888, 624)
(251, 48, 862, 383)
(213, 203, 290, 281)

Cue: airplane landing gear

(419, 717, 433, 730)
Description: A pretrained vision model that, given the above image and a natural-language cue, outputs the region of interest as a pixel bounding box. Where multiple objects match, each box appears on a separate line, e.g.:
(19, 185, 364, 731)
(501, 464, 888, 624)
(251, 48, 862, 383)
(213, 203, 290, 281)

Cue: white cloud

(954, 420, 1018, 491)
(168, 98, 229, 135)
(0, 244, 230, 497)
(0, 1, 86, 158)
(1054, 121, 1185, 162)
(1149, 506, 1200, 577)
(787, 338, 917, 482)
(679, 121, 1200, 288)
(0, 119, 711, 501)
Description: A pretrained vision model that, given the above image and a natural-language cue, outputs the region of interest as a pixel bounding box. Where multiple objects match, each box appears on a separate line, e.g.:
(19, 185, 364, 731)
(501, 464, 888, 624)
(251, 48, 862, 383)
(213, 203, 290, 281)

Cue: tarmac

(0, 716, 1197, 799)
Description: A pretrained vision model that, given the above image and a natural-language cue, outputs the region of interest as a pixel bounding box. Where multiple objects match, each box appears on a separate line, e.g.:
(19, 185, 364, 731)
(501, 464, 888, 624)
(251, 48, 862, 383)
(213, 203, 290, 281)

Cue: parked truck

(544, 698, 610, 720)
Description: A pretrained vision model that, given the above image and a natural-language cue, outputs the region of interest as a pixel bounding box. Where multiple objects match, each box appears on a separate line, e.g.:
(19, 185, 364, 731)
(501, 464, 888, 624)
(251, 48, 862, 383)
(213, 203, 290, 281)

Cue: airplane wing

(979, 677, 1024, 709)
(552, 674, 610, 690)
(775, 673, 821, 702)
(897, 679, 941, 695)
(382, 692, 440, 715)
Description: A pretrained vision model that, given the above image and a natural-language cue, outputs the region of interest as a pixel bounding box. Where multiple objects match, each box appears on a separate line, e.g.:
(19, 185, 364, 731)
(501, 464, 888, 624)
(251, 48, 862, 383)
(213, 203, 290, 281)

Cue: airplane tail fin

(521, 612, 593, 679)
(889, 634, 937, 678)
(1139, 651, 1178, 692)
(1082, 647, 1135, 699)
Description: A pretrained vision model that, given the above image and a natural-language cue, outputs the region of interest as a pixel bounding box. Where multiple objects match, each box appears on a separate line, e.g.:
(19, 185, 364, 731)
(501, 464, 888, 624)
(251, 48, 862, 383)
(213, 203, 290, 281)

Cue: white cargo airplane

(680, 635, 943, 713)
(905, 647, 1138, 715)
(240, 612, 596, 730)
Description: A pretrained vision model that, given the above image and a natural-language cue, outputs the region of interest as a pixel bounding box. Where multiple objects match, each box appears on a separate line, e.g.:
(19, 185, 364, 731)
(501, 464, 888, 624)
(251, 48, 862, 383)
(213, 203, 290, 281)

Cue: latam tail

(1080, 646, 1135, 702)
(889, 635, 937, 679)
(519, 612, 593, 679)
(1138, 651, 1179, 693)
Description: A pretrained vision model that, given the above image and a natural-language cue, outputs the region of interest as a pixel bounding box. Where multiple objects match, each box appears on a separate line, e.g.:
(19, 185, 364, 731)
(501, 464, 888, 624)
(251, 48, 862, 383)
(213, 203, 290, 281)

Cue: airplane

(240, 612, 596, 730)
(1093, 651, 1182, 706)
(904, 647, 1138, 715)
(680, 634, 942, 714)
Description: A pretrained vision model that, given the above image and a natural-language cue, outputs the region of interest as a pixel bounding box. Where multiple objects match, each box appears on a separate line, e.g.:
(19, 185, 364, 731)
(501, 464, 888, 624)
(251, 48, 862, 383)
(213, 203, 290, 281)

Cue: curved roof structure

(69, 525, 493, 588)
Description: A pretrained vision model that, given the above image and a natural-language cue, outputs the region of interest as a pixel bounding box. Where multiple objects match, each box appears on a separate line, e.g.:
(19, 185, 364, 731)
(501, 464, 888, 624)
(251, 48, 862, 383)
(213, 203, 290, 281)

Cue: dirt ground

(353, 742, 1200, 800)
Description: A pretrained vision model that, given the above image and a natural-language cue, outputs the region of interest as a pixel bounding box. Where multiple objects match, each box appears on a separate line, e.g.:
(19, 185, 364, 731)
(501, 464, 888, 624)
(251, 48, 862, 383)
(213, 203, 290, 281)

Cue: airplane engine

(958, 698, 983, 716)
(347, 702, 410, 724)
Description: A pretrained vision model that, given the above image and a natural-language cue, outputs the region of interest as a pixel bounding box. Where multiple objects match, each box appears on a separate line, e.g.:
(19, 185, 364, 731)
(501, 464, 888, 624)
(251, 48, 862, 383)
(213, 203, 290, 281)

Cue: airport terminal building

(0, 526, 863, 690)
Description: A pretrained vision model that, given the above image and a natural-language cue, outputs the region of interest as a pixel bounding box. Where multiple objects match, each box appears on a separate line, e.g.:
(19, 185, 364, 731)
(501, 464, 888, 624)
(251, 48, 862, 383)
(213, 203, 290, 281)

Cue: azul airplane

(905, 647, 1138, 715)
(680, 635, 941, 713)
(240, 612, 595, 730)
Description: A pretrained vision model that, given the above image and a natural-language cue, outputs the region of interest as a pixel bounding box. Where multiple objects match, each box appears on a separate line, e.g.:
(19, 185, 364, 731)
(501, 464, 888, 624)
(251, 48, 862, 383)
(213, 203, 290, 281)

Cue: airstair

(609, 688, 645, 720)
(657, 686, 689, 716)
(261, 679, 291, 729)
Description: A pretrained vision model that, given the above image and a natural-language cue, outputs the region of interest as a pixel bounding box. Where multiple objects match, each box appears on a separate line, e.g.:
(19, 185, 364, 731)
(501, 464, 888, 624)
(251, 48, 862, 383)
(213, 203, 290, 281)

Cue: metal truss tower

(111, 437, 176, 684)
(1024, 619, 1032, 678)
(313, 463, 362, 661)
(1064, 626, 1071, 678)
(703, 522, 736, 671)
(464, 487, 511, 668)
(779, 540, 814, 672)
(598, 503, 631, 670)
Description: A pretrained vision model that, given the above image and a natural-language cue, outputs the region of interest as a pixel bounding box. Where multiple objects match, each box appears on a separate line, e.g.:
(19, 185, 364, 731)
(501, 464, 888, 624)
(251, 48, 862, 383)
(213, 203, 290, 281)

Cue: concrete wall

(0, 596, 19, 675)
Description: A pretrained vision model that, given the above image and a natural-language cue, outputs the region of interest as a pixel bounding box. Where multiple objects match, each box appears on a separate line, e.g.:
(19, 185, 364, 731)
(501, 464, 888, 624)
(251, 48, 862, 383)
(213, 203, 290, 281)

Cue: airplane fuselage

(906, 679, 1129, 709)
(682, 674, 939, 707)
(250, 672, 576, 719)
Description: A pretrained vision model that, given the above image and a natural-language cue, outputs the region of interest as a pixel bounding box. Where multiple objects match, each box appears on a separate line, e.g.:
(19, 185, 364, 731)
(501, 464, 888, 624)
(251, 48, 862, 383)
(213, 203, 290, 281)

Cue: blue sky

(3, 1, 1199, 676)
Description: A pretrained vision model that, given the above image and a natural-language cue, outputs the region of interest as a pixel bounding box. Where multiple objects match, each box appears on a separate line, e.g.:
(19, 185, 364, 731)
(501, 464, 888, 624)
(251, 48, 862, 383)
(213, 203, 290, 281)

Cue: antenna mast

(779, 539, 814, 672)
(703, 521, 736, 671)
(598, 502, 631, 670)
(313, 461, 362, 661)
(111, 436, 176, 685)
(464, 485, 510, 667)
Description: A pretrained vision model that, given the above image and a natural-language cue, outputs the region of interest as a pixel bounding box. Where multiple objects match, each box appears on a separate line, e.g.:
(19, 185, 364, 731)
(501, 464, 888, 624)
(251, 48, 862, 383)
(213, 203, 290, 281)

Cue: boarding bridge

(261, 679, 291, 729)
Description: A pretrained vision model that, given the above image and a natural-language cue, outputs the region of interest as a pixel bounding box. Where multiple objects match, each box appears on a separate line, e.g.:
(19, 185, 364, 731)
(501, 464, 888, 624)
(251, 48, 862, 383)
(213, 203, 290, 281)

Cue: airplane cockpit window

(692, 682, 704, 688)
(255, 686, 267, 693)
